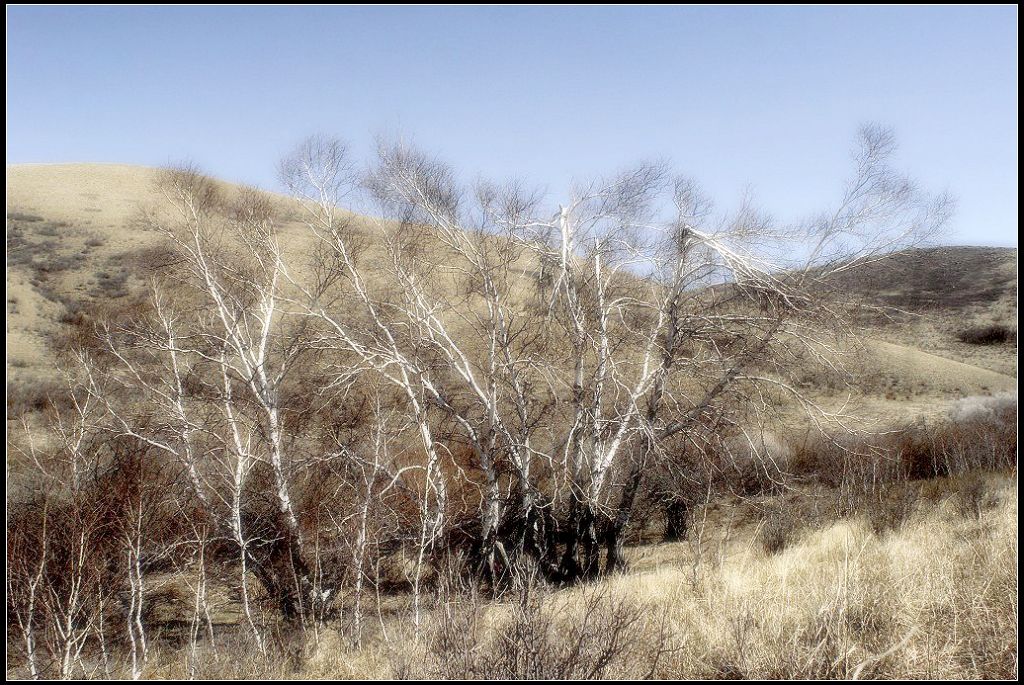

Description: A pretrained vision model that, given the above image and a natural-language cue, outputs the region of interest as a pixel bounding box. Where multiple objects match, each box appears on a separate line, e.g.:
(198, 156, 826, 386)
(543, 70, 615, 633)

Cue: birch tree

(283, 124, 950, 583)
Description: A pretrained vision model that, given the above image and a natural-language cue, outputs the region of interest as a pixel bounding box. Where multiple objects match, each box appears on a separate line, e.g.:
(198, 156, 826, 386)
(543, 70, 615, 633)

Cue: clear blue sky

(7, 6, 1018, 246)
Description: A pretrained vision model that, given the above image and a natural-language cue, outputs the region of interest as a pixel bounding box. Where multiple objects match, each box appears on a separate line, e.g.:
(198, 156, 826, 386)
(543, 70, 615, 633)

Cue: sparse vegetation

(404, 575, 672, 679)
(8, 437, 1014, 679)
(6, 3, 1017, 678)
(8, 211, 45, 222)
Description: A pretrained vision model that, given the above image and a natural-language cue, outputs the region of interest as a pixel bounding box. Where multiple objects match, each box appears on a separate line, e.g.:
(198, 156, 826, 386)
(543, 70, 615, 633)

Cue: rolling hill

(6, 163, 1018, 423)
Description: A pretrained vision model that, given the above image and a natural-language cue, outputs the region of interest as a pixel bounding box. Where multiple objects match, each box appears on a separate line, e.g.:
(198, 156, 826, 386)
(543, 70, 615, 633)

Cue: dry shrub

(721, 431, 793, 497)
(949, 391, 1017, 423)
(402, 568, 671, 679)
(957, 323, 1016, 345)
(755, 411, 1014, 548)
(952, 472, 1001, 521)
(6, 441, 191, 679)
(790, 395, 1016, 493)
(757, 500, 797, 554)
(106, 628, 299, 680)
(751, 479, 917, 555)
(6, 378, 67, 418)
(862, 481, 921, 534)
(934, 394, 1017, 474)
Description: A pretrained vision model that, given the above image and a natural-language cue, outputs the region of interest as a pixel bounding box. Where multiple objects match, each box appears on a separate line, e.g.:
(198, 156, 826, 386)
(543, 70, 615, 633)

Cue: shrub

(6, 378, 66, 417)
(757, 503, 793, 554)
(953, 473, 1000, 520)
(720, 431, 792, 497)
(957, 323, 1016, 345)
(949, 392, 1017, 422)
(7, 211, 44, 222)
(864, 481, 921, 534)
(789, 394, 1017, 493)
(406, 570, 671, 679)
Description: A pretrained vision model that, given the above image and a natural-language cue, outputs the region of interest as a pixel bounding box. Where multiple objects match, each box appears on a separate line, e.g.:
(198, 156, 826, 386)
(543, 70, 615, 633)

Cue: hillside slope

(7, 163, 326, 388)
(8, 165, 168, 387)
(829, 246, 1017, 375)
(6, 164, 1017, 422)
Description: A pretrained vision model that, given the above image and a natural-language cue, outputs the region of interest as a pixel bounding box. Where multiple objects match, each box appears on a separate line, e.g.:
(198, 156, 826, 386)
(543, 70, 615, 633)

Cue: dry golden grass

(852, 338, 1015, 412)
(6, 164, 517, 387)
(75, 473, 1014, 680)
(328, 475, 1017, 680)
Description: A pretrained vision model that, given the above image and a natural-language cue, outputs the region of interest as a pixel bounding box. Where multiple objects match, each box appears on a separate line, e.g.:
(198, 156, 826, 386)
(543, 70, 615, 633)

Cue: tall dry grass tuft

(381, 561, 673, 679)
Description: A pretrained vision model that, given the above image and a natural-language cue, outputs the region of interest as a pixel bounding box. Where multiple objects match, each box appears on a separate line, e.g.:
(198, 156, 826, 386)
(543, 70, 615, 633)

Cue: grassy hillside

(7, 164, 334, 403)
(7, 165, 165, 383)
(829, 246, 1017, 375)
(7, 164, 1016, 423)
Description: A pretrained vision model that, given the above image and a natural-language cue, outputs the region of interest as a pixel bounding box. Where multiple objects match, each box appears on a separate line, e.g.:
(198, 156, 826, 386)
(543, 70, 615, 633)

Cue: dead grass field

(59, 471, 1015, 680)
(828, 246, 1017, 376)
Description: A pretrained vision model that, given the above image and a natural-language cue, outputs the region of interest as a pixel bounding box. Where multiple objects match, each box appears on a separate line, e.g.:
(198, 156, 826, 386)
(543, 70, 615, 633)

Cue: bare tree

(281, 124, 950, 584)
(89, 168, 324, 620)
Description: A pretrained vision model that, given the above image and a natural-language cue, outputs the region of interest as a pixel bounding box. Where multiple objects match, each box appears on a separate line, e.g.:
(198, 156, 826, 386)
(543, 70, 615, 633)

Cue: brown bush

(6, 379, 67, 418)
(957, 323, 1016, 346)
(757, 501, 794, 554)
(7, 440, 191, 678)
(404, 566, 671, 679)
(790, 397, 1016, 492)
(953, 472, 1001, 520)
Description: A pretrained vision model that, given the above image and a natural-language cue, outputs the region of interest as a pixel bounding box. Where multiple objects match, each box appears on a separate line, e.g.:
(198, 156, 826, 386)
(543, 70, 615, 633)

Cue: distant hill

(830, 245, 1016, 313)
(827, 246, 1017, 377)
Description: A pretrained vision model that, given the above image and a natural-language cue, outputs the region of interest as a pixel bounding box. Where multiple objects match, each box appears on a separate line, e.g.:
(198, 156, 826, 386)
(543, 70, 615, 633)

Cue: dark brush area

(827, 246, 1016, 313)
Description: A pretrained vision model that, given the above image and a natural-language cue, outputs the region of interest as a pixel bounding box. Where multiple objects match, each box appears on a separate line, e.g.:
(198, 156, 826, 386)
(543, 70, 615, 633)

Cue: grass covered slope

(830, 246, 1018, 376)
(7, 164, 167, 387)
(5, 163, 1017, 421)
